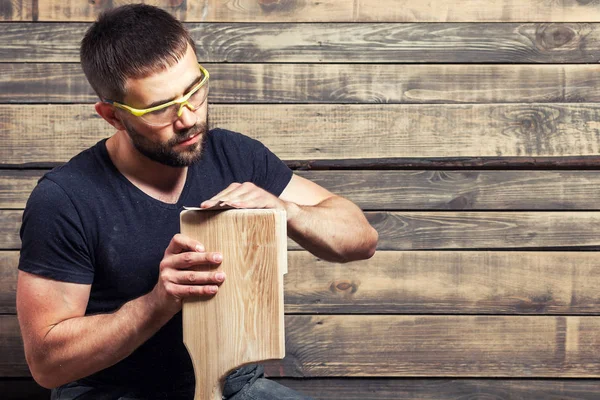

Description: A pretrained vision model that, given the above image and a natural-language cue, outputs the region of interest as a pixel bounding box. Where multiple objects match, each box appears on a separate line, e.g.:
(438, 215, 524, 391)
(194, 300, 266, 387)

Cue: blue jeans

(51, 364, 316, 400)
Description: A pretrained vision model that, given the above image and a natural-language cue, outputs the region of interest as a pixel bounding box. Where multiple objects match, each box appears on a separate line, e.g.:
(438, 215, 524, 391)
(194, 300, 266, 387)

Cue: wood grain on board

(2, 104, 600, 165)
(5, 210, 600, 250)
(6, 169, 600, 210)
(180, 209, 287, 400)
(3, 250, 600, 315)
(5, 314, 600, 377)
(3, 63, 600, 104)
(4, 0, 600, 22)
(2, 22, 600, 63)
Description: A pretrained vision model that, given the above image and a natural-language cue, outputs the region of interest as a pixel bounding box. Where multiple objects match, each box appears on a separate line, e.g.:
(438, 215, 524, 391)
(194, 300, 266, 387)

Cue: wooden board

(284, 251, 600, 314)
(7, 169, 600, 210)
(0, 316, 29, 377)
(4, 250, 600, 315)
(180, 209, 287, 400)
(4, 0, 600, 22)
(366, 211, 600, 250)
(3, 104, 600, 164)
(6, 314, 600, 377)
(4, 63, 600, 104)
(3, 22, 600, 63)
(267, 315, 600, 377)
(6, 211, 600, 250)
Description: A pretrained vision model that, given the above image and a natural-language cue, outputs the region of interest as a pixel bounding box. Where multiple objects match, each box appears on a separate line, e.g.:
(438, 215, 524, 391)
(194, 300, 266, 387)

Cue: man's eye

(149, 107, 169, 115)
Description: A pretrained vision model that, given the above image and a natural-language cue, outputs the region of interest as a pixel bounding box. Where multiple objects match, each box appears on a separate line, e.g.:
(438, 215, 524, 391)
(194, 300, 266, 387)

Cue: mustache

(172, 122, 208, 143)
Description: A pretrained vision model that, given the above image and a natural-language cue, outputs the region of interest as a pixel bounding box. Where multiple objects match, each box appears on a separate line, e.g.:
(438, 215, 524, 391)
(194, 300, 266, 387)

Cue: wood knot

(535, 24, 577, 51)
(329, 280, 359, 295)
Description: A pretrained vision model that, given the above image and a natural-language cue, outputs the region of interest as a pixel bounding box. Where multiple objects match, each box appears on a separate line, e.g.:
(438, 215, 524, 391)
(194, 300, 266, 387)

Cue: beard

(123, 116, 209, 167)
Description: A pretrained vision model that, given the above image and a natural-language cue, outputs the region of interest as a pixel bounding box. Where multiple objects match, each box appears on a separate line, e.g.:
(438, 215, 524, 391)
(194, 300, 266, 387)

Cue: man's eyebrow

(145, 74, 204, 109)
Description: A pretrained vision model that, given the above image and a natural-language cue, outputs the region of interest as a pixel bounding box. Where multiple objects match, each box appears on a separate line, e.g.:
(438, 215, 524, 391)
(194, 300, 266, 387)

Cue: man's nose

(176, 102, 197, 127)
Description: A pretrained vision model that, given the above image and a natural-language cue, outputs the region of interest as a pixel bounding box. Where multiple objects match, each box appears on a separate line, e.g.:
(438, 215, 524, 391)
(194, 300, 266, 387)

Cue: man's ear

(95, 102, 126, 131)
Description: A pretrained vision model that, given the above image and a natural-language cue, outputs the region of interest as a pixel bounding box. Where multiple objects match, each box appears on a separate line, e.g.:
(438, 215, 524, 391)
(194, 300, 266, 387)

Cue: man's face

(117, 44, 209, 167)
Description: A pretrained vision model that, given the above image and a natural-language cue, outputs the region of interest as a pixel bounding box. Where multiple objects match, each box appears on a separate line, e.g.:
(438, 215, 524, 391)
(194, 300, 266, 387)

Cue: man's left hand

(200, 182, 287, 210)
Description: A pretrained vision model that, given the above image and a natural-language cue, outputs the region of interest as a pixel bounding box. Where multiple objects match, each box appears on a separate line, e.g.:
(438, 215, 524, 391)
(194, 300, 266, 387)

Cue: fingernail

(209, 286, 218, 294)
(215, 272, 225, 281)
(195, 244, 205, 252)
(213, 253, 222, 262)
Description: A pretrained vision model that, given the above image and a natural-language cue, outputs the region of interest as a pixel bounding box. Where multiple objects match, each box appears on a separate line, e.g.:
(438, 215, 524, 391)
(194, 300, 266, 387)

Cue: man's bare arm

(17, 234, 224, 388)
(201, 175, 378, 263)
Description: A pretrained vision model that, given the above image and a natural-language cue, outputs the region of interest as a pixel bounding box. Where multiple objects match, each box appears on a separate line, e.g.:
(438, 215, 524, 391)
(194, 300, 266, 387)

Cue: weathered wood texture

(3, 63, 600, 104)
(3, 104, 600, 164)
(270, 315, 600, 377)
(0, 316, 28, 377)
(6, 169, 600, 210)
(3, 0, 600, 22)
(3, 0, 600, 396)
(5, 210, 600, 250)
(5, 313, 600, 377)
(4, 250, 600, 315)
(3, 22, 600, 63)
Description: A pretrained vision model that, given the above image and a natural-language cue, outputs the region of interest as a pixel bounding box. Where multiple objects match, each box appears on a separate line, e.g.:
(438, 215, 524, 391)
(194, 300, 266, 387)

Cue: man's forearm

(285, 196, 378, 263)
(28, 290, 171, 389)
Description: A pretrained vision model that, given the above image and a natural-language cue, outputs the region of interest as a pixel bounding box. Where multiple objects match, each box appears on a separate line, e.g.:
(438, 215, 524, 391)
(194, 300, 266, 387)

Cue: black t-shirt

(19, 128, 293, 394)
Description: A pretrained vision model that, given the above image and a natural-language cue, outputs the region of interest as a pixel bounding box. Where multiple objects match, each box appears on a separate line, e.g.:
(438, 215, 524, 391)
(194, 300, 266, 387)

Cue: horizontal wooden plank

(298, 170, 600, 210)
(5, 250, 600, 315)
(269, 315, 600, 377)
(3, 22, 600, 63)
(285, 251, 600, 314)
(0, 170, 42, 209)
(2, 104, 600, 165)
(5, 211, 600, 250)
(0, 315, 28, 377)
(6, 314, 600, 377)
(5, 0, 600, 22)
(275, 378, 600, 399)
(367, 211, 600, 250)
(3, 64, 600, 104)
(6, 169, 600, 211)
(288, 156, 600, 170)
(0, 252, 18, 313)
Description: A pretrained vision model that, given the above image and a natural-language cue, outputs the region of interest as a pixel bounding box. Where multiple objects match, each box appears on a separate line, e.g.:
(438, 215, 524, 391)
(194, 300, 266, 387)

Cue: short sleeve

(19, 178, 94, 284)
(249, 139, 293, 197)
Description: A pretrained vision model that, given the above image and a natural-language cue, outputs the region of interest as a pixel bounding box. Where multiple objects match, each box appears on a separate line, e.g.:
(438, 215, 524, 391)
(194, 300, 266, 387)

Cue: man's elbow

(25, 347, 65, 389)
(338, 225, 378, 263)
(359, 225, 378, 260)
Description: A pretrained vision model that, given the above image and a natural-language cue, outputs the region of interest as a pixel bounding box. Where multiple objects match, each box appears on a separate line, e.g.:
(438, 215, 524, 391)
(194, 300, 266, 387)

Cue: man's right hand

(151, 233, 225, 316)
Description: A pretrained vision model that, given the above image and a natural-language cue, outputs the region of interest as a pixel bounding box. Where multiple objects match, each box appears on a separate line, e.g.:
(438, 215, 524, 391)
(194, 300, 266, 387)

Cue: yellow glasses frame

(104, 64, 209, 125)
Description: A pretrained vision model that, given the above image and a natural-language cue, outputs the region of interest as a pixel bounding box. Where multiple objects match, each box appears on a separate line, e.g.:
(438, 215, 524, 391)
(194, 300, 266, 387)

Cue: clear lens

(188, 82, 209, 109)
(140, 81, 210, 126)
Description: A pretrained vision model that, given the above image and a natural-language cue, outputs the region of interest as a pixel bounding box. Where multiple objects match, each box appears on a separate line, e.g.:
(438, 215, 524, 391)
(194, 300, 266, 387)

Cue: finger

(201, 183, 243, 207)
(212, 182, 260, 205)
(226, 189, 282, 209)
(165, 233, 205, 255)
(171, 270, 226, 286)
(162, 251, 223, 270)
(166, 282, 220, 298)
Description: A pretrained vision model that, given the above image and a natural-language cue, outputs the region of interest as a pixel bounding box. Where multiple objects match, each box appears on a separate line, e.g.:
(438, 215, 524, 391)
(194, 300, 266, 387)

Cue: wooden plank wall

(2, 0, 600, 398)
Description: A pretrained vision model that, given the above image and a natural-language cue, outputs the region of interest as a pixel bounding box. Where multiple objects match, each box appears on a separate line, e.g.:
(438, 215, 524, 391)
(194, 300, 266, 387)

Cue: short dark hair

(80, 4, 196, 102)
